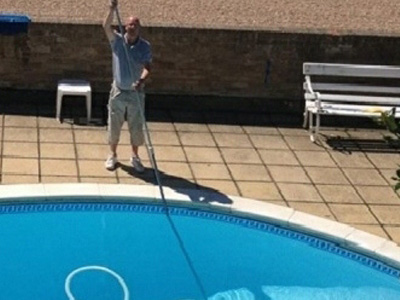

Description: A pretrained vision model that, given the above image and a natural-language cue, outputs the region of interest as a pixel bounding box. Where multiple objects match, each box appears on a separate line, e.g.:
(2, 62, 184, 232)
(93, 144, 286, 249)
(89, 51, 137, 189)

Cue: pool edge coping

(0, 183, 399, 271)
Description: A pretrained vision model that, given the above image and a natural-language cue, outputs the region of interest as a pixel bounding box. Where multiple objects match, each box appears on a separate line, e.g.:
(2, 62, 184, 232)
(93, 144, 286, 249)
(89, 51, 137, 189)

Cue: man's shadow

(118, 163, 233, 204)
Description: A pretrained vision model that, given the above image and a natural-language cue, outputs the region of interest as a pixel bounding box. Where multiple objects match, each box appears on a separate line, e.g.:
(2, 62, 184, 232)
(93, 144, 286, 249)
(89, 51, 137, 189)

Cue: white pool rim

(0, 183, 399, 270)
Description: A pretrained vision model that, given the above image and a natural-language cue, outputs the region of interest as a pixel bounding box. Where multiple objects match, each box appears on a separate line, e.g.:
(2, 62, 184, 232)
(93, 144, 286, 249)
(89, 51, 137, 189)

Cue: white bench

(303, 63, 400, 142)
(56, 79, 92, 123)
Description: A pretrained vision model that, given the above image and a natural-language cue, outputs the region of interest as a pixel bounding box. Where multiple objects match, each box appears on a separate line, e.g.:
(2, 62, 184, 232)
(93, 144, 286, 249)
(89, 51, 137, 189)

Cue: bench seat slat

(303, 82, 400, 95)
(305, 93, 400, 105)
(305, 101, 400, 117)
(303, 63, 400, 78)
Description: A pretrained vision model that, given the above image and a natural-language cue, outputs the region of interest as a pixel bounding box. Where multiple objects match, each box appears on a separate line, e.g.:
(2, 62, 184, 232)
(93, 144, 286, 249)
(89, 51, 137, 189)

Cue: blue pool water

(0, 201, 399, 300)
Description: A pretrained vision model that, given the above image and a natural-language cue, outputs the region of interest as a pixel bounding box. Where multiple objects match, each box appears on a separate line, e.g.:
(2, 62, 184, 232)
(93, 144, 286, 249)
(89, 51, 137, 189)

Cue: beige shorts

(107, 83, 145, 146)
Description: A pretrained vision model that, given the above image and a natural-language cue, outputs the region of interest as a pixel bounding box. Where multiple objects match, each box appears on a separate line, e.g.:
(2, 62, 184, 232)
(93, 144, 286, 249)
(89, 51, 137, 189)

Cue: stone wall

(2, 22, 400, 102)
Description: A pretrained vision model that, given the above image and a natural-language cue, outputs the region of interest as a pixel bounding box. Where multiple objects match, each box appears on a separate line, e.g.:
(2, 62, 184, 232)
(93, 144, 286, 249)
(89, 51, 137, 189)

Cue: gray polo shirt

(111, 33, 152, 90)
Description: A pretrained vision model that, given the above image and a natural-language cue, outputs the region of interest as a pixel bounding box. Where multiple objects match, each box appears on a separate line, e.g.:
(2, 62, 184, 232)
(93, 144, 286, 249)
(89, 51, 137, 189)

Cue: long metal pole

(113, 7, 207, 299)
(114, 8, 164, 201)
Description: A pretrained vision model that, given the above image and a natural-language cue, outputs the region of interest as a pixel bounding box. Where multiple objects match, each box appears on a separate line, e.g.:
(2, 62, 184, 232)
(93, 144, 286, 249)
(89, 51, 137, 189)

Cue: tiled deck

(0, 96, 399, 244)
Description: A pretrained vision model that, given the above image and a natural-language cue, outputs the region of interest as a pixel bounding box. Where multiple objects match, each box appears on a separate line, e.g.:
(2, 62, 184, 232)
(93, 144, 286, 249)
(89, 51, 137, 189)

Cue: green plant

(380, 108, 400, 138)
(393, 169, 400, 191)
(378, 109, 400, 191)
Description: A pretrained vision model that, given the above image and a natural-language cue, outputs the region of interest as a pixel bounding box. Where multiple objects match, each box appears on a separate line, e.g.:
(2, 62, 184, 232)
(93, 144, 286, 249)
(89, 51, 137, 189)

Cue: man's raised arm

(103, 0, 117, 42)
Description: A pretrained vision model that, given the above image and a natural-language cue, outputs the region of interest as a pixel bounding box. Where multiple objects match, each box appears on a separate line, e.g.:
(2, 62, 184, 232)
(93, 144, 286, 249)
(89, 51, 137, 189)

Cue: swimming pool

(0, 184, 399, 300)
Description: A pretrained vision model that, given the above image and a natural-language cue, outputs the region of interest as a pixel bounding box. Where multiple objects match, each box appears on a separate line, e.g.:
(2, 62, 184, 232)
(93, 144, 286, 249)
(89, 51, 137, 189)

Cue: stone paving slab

(329, 151, 374, 168)
(288, 202, 335, 221)
(278, 183, 322, 202)
(184, 146, 223, 163)
(41, 176, 80, 183)
(3, 142, 39, 158)
(0, 110, 399, 247)
(316, 185, 363, 204)
(2, 158, 39, 175)
(1, 175, 40, 184)
(4, 128, 38, 142)
(269, 166, 311, 183)
(39, 128, 74, 143)
(41, 159, 78, 177)
(329, 204, 380, 225)
(370, 206, 400, 225)
(191, 163, 231, 180)
(305, 167, 350, 185)
(258, 149, 300, 166)
(294, 151, 336, 167)
(352, 225, 389, 240)
(355, 186, 400, 205)
(220, 148, 262, 164)
(251, 135, 289, 150)
(237, 181, 282, 201)
(41, 143, 76, 159)
(196, 179, 239, 196)
(227, 164, 271, 181)
(385, 226, 400, 242)
(74, 130, 107, 144)
(343, 168, 388, 186)
(4, 115, 37, 127)
(178, 132, 216, 147)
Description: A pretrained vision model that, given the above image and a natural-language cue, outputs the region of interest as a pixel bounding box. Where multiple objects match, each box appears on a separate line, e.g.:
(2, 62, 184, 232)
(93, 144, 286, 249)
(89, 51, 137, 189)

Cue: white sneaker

(130, 156, 144, 173)
(105, 155, 118, 170)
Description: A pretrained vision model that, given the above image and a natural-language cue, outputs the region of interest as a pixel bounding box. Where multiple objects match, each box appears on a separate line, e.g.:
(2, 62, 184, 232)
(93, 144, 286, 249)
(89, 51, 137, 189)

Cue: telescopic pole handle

(114, 6, 124, 35)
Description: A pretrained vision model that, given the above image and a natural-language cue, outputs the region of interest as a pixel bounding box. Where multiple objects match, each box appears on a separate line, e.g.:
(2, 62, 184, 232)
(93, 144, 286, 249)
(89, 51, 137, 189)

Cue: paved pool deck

(0, 96, 399, 244)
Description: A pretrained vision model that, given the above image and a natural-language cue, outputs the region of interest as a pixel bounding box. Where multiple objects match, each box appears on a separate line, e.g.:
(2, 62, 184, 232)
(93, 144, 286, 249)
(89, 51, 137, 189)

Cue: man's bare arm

(141, 63, 151, 81)
(134, 63, 152, 90)
(103, 0, 117, 42)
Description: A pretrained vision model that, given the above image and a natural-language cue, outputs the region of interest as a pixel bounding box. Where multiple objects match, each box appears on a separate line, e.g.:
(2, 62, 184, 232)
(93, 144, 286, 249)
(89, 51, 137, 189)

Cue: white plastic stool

(56, 79, 92, 122)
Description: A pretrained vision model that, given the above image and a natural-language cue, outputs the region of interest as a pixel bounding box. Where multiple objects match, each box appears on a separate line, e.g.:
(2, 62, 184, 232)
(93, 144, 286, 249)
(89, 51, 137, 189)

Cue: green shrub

(378, 109, 400, 191)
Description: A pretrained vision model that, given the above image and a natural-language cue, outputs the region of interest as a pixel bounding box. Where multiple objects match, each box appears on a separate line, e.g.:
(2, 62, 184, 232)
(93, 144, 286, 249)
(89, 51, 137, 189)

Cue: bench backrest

(303, 63, 400, 79)
(303, 63, 400, 109)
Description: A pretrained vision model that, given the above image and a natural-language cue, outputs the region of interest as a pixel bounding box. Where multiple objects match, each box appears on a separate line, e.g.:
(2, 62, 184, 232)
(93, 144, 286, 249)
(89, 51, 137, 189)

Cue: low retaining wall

(1, 23, 400, 103)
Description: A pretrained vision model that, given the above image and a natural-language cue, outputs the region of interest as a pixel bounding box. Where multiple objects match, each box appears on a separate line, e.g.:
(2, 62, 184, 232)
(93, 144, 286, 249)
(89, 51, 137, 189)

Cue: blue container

(0, 14, 31, 35)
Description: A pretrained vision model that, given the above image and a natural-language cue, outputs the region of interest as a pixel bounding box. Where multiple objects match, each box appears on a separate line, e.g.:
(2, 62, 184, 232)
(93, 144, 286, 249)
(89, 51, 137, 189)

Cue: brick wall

(2, 23, 400, 102)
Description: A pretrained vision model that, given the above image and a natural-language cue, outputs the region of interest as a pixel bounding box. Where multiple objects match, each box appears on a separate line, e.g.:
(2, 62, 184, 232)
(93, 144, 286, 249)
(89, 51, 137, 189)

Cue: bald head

(124, 16, 141, 40)
(126, 16, 140, 27)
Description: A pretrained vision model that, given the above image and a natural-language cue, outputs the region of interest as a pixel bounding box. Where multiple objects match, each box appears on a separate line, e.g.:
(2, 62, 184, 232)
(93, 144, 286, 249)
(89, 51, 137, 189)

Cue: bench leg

(315, 112, 321, 141)
(309, 112, 321, 143)
(86, 92, 92, 123)
(302, 105, 309, 128)
(56, 92, 63, 122)
(309, 112, 315, 142)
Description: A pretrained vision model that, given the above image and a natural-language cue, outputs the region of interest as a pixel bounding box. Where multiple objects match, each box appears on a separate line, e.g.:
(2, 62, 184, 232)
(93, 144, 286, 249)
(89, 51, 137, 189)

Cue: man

(103, 0, 152, 172)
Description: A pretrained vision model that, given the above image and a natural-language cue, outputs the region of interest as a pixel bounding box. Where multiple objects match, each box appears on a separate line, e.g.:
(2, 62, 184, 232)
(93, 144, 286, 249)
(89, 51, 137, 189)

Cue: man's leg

(105, 86, 125, 170)
(127, 92, 145, 172)
(110, 144, 118, 157)
(127, 92, 145, 155)
(132, 145, 139, 157)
